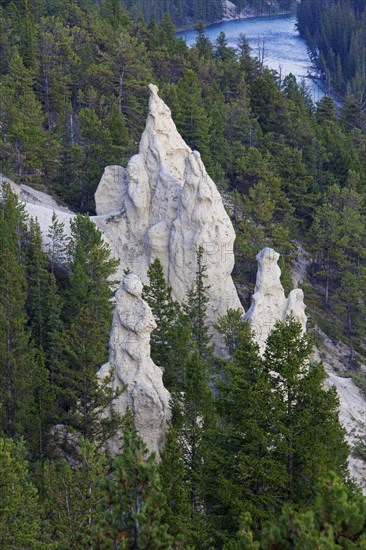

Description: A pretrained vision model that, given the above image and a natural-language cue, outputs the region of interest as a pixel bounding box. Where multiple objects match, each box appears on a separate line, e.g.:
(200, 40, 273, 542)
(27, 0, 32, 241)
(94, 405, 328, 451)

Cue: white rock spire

(98, 274, 171, 455)
(245, 247, 307, 353)
(94, 84, 244, 351)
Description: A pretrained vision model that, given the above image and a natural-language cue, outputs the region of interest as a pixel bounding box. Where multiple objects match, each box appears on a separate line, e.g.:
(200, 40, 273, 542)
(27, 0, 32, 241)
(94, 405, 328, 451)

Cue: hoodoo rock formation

(245, 247, 307, 353)
(94, 84, 243, 344)
(98, 274, 171, 455)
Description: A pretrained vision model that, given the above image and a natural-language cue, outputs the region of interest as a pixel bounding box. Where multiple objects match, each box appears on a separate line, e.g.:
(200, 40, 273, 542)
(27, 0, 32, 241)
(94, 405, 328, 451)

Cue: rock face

(245, 247, 307, 353)
(98, 274, 171, 455)
(94, 84, 243, 351)
(0, 175, 74, 243)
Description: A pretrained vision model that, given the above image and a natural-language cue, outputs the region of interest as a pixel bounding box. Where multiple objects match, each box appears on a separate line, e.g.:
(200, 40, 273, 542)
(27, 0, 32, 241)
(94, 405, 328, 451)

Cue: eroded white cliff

(94, 84, 243, 350)
(98, 274, 171, 455)
(245, 247, 307, 353)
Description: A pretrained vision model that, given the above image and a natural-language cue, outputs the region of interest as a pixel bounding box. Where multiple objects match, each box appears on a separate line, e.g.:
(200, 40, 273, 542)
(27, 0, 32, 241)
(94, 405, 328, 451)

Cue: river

(177, 15, 324, 102)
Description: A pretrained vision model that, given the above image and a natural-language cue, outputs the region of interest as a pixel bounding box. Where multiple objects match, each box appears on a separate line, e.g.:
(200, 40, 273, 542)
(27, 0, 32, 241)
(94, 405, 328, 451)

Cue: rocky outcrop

(94, 84, 243, 352)
(245, 247, 307, 353)
(98, 274, 171, 455)
(3, 85, 243, 353)
(0, 175, 74, 243)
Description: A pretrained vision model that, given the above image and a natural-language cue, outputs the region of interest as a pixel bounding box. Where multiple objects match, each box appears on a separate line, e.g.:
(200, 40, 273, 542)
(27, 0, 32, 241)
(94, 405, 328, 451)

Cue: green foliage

(143, 258, 191, 391)
(0, 438, 44, 549)
(298, 0, 366, 95)
(55, 214, 121, 449)
(159, 426, 195, 547)
(94, 412, 173, 549)
(204, 318, 349, 544)
(42, 439, 107, 548)
(262, 473, 366, 548)
(186, 245, 213, 360)
(264, 318, 349, 503)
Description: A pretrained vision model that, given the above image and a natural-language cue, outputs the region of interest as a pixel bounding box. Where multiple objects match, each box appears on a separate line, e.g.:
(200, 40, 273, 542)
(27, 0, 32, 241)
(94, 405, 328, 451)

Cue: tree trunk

(347, 302, 354, 362)
(119, 70, 125, 113)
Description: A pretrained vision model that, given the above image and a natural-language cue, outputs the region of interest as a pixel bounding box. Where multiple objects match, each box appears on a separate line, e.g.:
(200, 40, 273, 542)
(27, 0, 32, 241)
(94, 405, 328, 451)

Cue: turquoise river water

(177, 15, 324, 102)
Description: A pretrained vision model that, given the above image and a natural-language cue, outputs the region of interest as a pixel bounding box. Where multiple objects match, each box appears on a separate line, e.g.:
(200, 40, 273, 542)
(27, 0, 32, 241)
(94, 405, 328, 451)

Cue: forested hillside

(121, 0, 223, 26)
(0, 0, 366, 546)
(118, 0, 296, 26)
(297, 0, 366, 96)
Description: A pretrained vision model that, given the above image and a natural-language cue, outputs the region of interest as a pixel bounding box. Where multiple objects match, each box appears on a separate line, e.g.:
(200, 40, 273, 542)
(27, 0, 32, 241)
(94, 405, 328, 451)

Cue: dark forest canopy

(0, 0, 366, 545)
(297, 0, 366, 96)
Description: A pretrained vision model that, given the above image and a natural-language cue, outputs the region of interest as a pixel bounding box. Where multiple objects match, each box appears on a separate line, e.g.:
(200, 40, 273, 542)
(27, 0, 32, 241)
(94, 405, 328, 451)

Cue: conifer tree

(159, 425, 194, 547)
(58, 309, 122, 448)
(175, 70, 213, 170)
(264, 318, 349, 504)
(42, 439, 107, 548)
(0, 48, 54, 182)
(143, 258, 191, 390)
(94, 412, 173, 549)
(262, 473, 366, 548)
(143, 258, 179, 362)
(186, 245, 213, 360)
(26, 218, 53, 348)
(46, 211, 67, 273)
(55, 214, 121, 450)
(204, 323, 284, 541)
(66, 213, 118, 340)
(0, 438, 43, 548)
(0, 185, 35, 441)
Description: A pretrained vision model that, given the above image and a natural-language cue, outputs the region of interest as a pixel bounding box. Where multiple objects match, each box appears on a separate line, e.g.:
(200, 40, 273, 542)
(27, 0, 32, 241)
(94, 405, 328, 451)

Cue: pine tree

(0, 438, 43, 548)
(55, 214, 121, 451)
(159, 425, 194, 547)
(58, 309, 122, 449)
(143, 258, 180, 364)
(0, 184, 35, 441)
(204, 323, 284, 541)
(94, 412, 173, 549)
(264, 318, 349, 504)
(42, 439, 107, 548)
(0, 48, 55, 182)
(66, 213, 118, 340)
(143, 258, 191, 390)
(216, 308, 250, 356)
(186, 245, 213, 360)
(262, 473, 366, 548)
(175, 70, 213, 169)
(46, 211, 67, 273)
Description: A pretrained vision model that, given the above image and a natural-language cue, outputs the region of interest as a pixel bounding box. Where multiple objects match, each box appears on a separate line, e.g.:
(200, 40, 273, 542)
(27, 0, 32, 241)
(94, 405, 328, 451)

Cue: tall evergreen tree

(264, 318, 349, 504)
(0, 185, 35, 441)
(143, 258, 191, 390)
(262, 473, 366, 548)
(186, 245, 213, 360)
(0, 438, 44, 548)
(94, 412, 173, 549)
(204, 322, 284, 541)
(42, 439, 107, 548)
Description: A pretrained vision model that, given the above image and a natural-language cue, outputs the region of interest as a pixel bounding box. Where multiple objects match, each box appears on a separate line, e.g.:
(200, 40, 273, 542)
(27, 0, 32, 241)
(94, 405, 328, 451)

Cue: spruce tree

(204, 323, 284, 541)
(66, 214, 118, 340)
(159, 426, 194, 547)
(55, 214, 121, 451)
(46, 211, 67, 273)
(143, 258, 179, 364)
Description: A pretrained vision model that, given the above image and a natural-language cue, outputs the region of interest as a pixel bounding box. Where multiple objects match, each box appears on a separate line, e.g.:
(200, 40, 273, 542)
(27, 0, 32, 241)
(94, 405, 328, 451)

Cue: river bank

(176, 1, 295, 31)
(177, 15, 325, 102)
